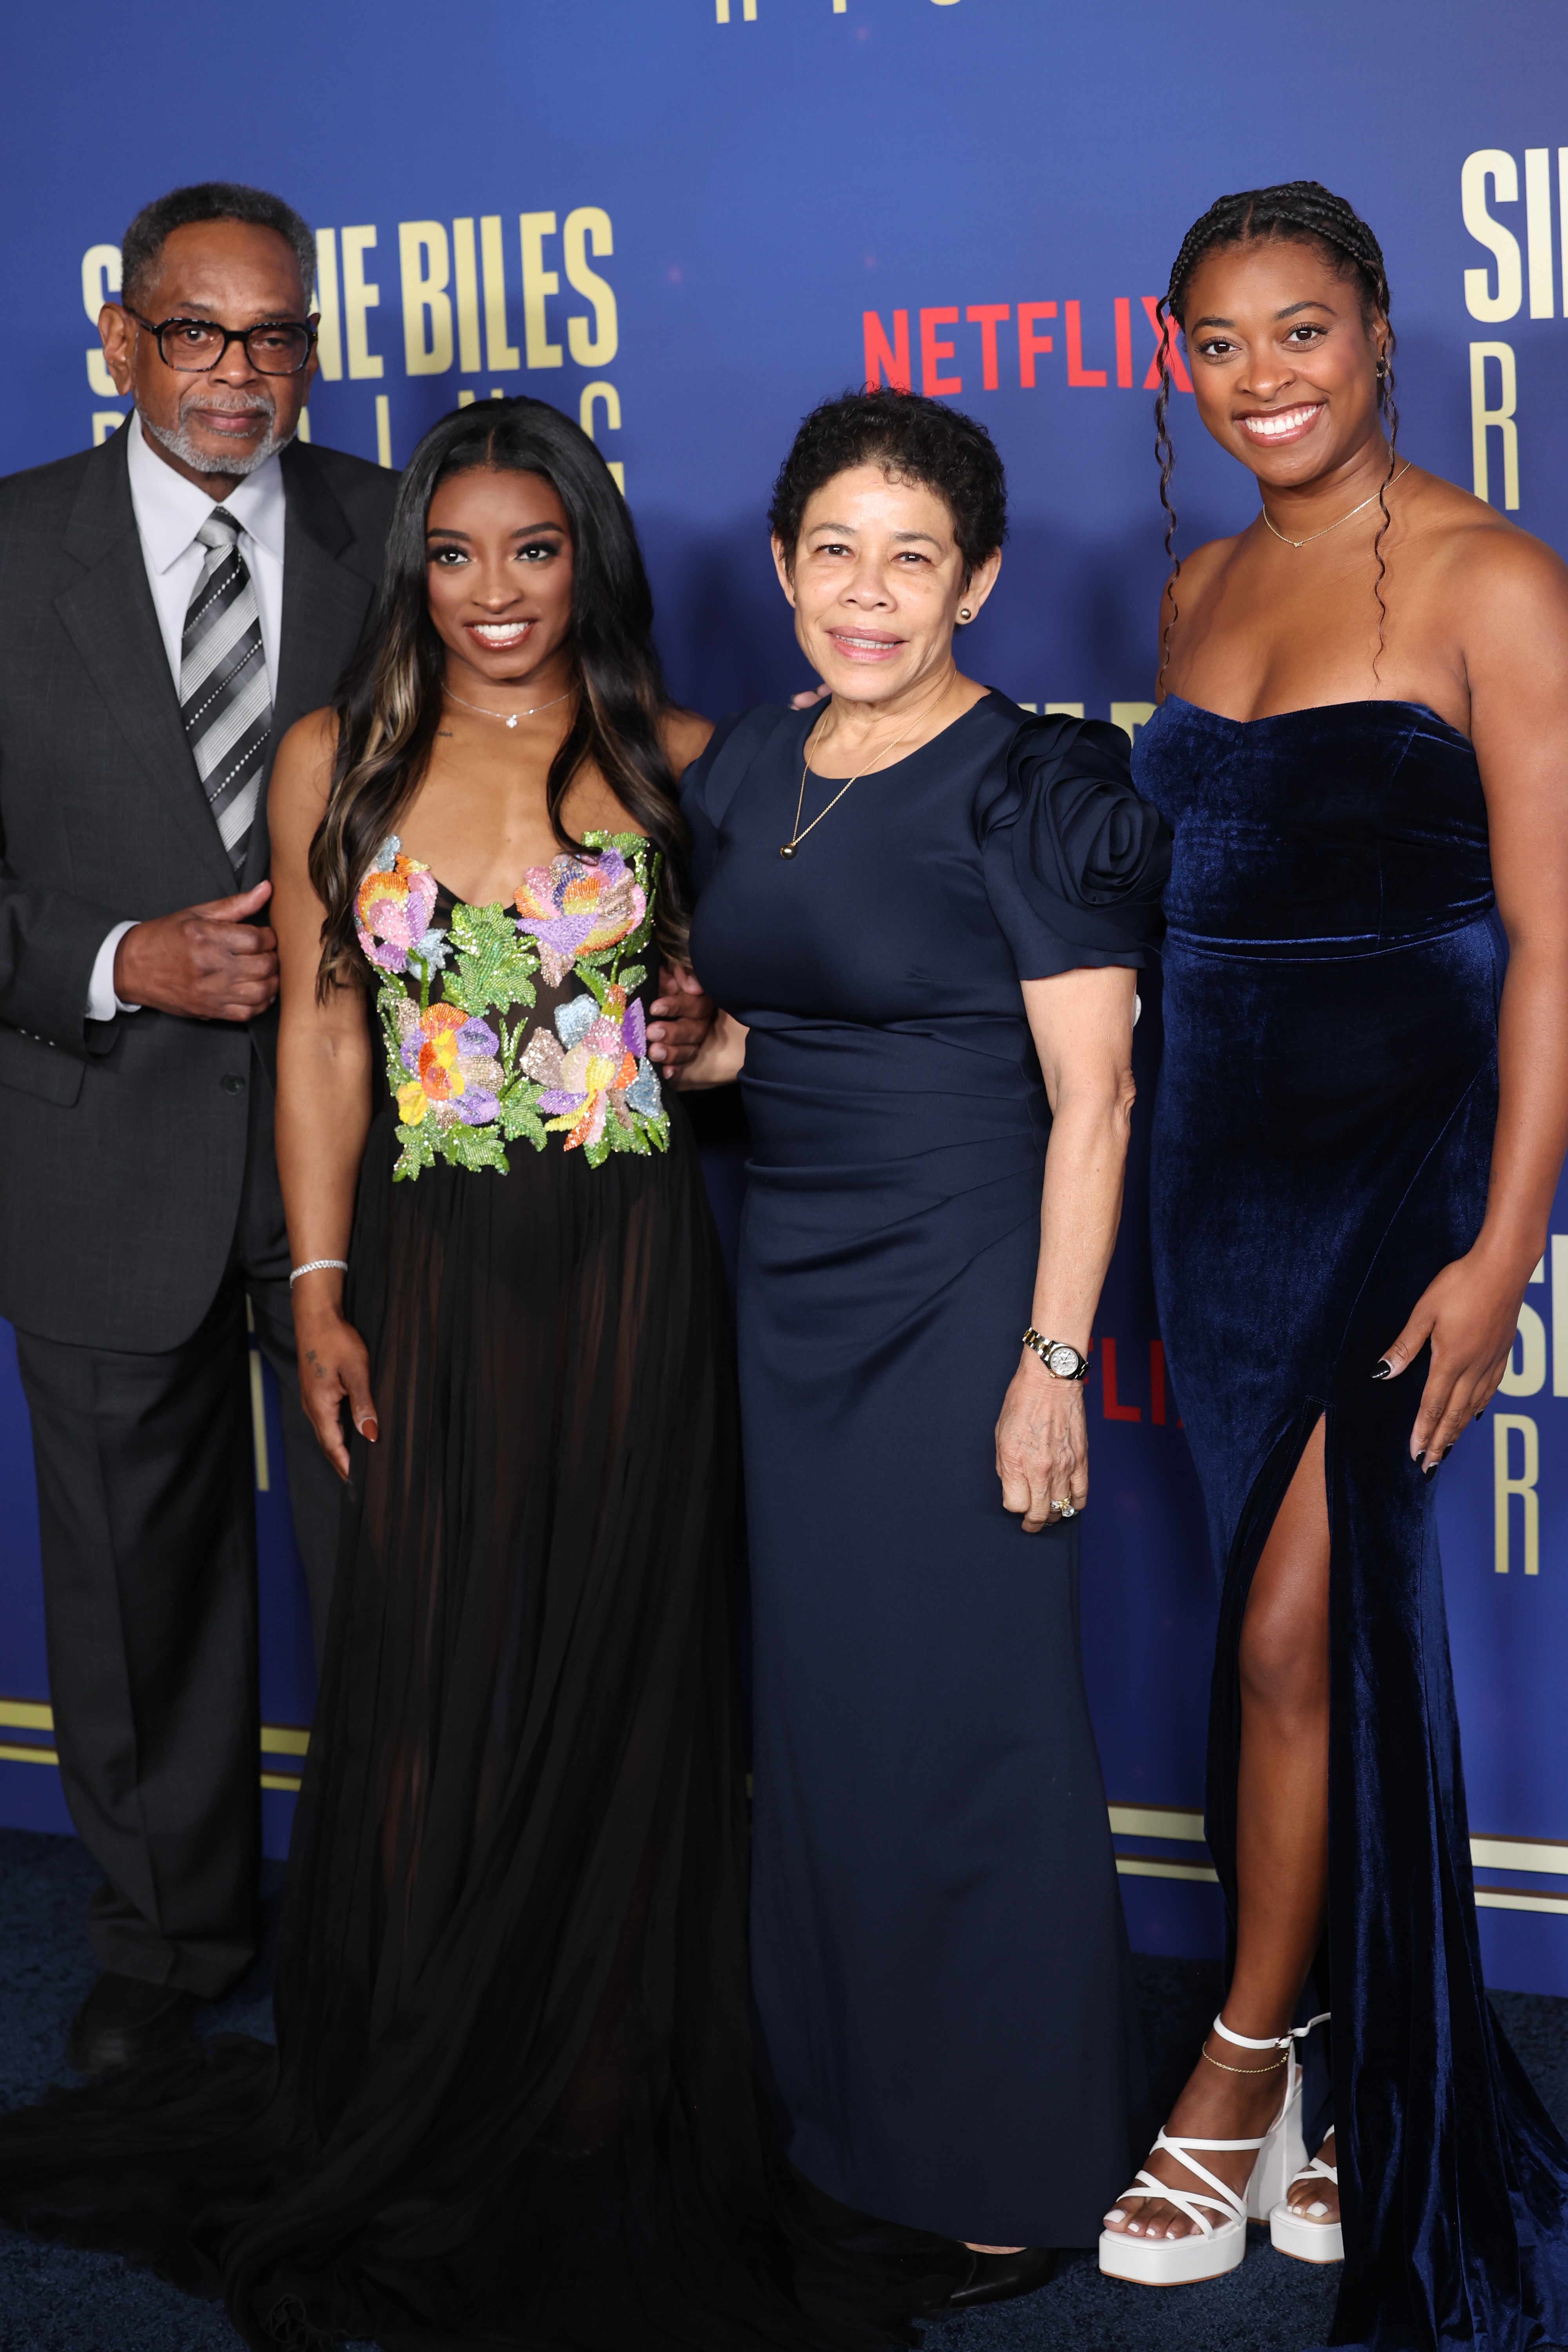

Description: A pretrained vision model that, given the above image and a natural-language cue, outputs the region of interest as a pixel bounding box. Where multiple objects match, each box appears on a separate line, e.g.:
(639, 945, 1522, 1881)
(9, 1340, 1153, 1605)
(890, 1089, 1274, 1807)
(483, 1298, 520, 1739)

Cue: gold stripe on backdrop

(4, 1702, 1568, 1904)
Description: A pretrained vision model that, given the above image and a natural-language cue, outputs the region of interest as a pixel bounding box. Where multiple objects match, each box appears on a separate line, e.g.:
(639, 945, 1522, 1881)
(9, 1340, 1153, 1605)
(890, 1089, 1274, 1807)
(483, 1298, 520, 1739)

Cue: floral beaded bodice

(356, 831, 668, 1178)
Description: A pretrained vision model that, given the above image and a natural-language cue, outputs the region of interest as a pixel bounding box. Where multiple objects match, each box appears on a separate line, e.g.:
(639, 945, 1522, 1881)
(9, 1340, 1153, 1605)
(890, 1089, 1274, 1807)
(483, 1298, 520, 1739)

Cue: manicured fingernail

(1372, 1359, 1392, 1379)
(1474, 1412, 1484, 1422)
(1423, 1460, 1438, 1478)
(1443, 1444, 1453, 1459)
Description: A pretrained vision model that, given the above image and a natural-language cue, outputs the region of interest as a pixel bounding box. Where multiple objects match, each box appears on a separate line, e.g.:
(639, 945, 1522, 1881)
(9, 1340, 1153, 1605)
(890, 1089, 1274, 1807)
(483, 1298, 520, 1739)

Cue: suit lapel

(241, 445, 378, 891)
(55, 428, 236, 895)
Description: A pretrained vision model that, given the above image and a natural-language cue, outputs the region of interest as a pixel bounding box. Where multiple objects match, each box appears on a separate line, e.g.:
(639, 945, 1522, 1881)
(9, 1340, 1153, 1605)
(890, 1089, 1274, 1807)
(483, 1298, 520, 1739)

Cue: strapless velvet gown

(684, 693, 1168, 2251)
(1136, 696, 1568, 2352)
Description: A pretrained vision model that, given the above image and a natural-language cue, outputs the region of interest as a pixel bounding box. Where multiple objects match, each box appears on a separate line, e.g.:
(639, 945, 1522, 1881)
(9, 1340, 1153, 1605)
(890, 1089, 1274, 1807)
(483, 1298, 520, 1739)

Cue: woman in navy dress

(680, 389, 1168, 2290)
(1097, 185, 1568, 2350)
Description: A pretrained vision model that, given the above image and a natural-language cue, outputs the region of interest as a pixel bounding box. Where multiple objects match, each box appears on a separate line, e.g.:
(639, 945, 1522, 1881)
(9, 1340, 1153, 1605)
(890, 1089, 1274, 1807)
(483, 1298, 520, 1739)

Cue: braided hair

(1153, 181, 1399, 684)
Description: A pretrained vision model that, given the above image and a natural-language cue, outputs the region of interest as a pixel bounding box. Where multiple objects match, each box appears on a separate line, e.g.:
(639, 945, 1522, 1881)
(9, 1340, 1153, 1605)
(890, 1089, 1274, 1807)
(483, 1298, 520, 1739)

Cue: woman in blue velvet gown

(1098, 183, 1568, 2350)
(679, 389, 1167, 2288)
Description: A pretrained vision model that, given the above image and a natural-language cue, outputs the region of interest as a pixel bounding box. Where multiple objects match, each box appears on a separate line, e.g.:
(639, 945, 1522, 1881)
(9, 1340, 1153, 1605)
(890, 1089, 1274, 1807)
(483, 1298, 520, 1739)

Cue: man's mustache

(178, 390, 276, 420)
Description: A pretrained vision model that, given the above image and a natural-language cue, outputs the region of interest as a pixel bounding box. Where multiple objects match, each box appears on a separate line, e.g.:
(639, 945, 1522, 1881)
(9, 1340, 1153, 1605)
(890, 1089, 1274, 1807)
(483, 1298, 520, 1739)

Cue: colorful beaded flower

(513, 846, 646, 988)
(356, 838, 446, 975)
(523, 984, 664, 1153)
(391, 1000, 505, 1131)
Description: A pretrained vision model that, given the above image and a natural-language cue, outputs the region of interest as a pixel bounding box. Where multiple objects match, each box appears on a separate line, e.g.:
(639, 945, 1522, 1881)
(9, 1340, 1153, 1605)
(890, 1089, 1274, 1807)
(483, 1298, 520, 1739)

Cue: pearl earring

(958, 606, 972, 621)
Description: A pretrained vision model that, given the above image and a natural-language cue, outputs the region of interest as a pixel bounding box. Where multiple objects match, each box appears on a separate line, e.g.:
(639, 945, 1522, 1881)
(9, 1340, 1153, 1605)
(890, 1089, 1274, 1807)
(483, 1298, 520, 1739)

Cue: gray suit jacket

(0, 423, 399, 1350)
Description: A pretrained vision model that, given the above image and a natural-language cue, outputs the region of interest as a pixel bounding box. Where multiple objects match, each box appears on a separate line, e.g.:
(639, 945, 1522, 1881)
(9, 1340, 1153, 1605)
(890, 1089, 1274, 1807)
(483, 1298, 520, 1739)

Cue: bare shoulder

(1406, 474, 1568, 661)
(269, 708, 340, 840)
(1155, 533, 1238, 691)
(1158, 531, 1237, 619)
(659, 704, 714, 775)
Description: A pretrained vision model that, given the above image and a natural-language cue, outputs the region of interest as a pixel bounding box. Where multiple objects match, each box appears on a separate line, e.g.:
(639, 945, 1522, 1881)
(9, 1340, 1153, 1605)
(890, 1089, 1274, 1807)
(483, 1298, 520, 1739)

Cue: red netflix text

(863, 301, 1193, 399)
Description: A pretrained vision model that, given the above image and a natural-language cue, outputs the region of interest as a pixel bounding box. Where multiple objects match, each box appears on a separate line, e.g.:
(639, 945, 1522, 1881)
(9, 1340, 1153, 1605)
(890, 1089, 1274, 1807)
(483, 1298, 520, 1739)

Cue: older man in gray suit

(0, 182, 398, 2074)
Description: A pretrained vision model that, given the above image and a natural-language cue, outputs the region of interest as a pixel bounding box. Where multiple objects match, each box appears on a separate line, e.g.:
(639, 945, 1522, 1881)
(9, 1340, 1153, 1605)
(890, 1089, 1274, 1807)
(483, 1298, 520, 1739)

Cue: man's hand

(114, 881, 279, 1022)
(648, 962, 716, 1071)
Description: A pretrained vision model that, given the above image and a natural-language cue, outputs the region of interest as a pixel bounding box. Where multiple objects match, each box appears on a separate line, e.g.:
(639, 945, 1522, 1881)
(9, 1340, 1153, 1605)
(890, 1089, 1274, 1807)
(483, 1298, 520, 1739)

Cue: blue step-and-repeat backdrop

(4, 0, 1568, 1990)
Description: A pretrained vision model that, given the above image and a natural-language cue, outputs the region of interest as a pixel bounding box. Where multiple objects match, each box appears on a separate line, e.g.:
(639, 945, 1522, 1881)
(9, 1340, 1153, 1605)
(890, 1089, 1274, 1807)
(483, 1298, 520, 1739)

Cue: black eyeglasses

(124, 307, 318, 377)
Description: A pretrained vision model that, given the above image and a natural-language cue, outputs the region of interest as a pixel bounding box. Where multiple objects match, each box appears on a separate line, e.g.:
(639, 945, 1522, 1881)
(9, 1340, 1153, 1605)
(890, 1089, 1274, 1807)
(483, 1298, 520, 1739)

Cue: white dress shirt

(87, 415, 288, 1021)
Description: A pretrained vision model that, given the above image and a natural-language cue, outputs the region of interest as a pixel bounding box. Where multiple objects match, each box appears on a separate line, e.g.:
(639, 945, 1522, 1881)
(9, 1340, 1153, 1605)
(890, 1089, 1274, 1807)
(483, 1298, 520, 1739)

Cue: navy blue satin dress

(1137, 695, 1568, 2352)
(683, 692, 1167, 2250)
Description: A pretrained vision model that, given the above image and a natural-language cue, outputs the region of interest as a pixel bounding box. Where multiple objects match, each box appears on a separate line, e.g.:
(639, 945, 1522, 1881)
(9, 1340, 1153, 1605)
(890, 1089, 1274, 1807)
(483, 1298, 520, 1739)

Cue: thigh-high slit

(1151, 889, 1568, 2350)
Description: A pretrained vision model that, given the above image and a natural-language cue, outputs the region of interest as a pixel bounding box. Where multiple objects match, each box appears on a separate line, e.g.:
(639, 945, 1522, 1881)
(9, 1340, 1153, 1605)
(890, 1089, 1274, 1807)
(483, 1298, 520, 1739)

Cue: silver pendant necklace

(444, 684, 572, 731)
(1261, 460, 1412, 550)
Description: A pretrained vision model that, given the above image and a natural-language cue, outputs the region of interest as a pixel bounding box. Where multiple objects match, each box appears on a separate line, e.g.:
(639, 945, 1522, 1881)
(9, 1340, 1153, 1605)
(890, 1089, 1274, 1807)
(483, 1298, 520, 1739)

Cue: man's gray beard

(142, 394, 292, 478)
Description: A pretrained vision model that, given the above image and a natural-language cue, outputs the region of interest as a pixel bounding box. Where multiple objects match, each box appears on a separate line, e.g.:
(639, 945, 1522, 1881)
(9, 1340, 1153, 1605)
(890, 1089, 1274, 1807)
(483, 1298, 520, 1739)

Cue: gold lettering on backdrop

(400, 222, 454, 375)
(1500, 1299, 1548, 1396)
(341, 226, 384, 380)
(1471, 342, 1520, 508)
(313, 229, 343, 381)
(564, 209, 618, 367)
(1554, 1236, 1568, 1395)
(1494, 1414, 1541, 1575)
(296, 411, 311, 441)
(376, 394, 393, 468)
(579, 382, 624, 494)
(81, 244, 120, 396)
(452, 218, 483, 374)
(1462, 151, 1523, 322)
(1524, 148, 1556, 318)
(91, 412, 125, 446)
(519, 213, 564, 369)
(480, 216, 520, 372)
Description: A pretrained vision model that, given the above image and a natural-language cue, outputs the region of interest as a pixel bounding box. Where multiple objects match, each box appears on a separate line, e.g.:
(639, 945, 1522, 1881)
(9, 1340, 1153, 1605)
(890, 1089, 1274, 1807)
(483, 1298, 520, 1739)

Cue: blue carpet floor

(2, 1826, 1565, 2352)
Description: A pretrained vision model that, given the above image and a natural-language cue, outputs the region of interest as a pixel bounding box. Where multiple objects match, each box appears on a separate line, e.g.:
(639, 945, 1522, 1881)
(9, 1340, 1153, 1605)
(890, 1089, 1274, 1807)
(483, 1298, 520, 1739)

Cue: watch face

(1047, 1344, 1082, 1379)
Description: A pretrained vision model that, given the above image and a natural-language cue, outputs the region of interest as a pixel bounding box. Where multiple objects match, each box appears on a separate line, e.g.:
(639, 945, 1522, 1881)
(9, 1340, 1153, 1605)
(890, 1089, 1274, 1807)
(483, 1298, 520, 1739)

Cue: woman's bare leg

(1104, 1417, 1334, 2240)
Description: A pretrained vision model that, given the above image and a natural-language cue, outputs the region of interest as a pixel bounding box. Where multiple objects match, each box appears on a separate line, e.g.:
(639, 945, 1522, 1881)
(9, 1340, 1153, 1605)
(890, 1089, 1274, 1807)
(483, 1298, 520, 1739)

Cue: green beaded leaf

(442, 902, 538, 1017)
(618, 963, 647, 994)
(391, 1120, 436, 1181)
(435, 1120, 512, 1176)
(498, 1082, 548, 1150)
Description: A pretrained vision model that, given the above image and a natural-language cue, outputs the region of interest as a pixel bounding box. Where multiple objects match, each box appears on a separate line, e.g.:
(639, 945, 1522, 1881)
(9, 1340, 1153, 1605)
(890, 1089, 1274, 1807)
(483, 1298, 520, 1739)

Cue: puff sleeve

(981, 714, 1171, 979)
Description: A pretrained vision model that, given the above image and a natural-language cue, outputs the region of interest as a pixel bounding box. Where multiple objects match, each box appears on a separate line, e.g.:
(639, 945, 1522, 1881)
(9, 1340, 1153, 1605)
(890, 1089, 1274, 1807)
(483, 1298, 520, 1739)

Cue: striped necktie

(180, 508, 272, 873)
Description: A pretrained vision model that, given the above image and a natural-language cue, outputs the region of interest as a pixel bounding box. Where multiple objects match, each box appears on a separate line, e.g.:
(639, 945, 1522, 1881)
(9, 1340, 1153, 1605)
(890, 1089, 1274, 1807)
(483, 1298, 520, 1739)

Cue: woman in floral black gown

(0, 399, 965, 2348)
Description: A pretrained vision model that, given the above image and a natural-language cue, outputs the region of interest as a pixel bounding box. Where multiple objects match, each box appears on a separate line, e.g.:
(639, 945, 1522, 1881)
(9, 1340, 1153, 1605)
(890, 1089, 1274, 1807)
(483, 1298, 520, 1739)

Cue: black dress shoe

(66, 1972, 197, 2076)
(945, 2246, 1056, 2308)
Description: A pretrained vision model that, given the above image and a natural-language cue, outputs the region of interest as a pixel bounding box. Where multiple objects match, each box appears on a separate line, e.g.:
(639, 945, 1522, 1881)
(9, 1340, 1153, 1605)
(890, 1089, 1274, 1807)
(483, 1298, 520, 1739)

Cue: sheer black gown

(0, 835, 958, 2351)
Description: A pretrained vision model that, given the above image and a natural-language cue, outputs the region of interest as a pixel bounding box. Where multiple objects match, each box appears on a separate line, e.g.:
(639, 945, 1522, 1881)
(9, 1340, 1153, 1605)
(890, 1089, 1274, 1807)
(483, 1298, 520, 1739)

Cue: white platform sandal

(1266, 2011, 1341, 2263)
(1098, 2013, 1312, 2286)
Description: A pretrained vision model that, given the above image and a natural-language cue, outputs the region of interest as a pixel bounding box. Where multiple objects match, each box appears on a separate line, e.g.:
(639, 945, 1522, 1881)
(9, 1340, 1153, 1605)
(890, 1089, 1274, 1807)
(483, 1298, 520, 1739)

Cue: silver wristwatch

(1021, 1328, 1091, 1382)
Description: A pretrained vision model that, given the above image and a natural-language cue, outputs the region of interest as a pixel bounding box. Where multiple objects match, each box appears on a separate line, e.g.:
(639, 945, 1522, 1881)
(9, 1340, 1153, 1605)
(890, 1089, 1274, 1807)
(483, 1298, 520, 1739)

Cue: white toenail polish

(1105, 2211, 1124, 2224)
(1308, 2201, 1328, 2216)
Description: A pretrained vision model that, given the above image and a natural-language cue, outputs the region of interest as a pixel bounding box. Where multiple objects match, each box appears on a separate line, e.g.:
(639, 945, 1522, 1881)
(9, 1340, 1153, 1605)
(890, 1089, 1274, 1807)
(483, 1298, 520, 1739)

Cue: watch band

(1021, 1328, 1092, 1381)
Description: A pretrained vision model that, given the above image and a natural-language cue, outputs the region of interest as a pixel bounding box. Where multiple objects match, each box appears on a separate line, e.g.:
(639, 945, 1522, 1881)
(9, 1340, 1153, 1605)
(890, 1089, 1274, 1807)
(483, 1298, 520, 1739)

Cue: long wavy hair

(311, 397, 687, 993)
(1152, 181, 1399, 686)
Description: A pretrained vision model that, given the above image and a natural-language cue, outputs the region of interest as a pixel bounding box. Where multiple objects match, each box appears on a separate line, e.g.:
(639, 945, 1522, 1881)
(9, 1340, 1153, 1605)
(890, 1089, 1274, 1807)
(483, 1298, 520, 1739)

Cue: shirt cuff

(86, 922, 142, 1021)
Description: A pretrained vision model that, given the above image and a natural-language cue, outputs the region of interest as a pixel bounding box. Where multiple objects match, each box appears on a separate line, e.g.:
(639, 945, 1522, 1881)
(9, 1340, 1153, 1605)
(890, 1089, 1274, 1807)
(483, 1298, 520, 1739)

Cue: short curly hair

(122, 182, 316, 310)
(768, 387, 1008, 582)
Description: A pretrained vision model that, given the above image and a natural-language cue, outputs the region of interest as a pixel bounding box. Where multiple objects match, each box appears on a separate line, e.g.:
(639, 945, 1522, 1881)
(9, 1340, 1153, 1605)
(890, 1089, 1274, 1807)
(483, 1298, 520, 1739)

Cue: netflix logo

(862, 300, 1194, 398)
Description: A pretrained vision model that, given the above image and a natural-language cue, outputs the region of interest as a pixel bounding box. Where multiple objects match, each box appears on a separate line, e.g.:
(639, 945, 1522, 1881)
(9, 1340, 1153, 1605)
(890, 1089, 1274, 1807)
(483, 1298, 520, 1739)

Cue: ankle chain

(1201, 2040, 1289, 2076)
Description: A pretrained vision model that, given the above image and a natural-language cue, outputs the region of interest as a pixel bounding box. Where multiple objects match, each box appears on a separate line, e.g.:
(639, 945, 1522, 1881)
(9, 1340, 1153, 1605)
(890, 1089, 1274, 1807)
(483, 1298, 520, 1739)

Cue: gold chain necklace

(444, 684, 572, 731)
(1261, 460, 1412, 550)
(779, 713, 924, 860)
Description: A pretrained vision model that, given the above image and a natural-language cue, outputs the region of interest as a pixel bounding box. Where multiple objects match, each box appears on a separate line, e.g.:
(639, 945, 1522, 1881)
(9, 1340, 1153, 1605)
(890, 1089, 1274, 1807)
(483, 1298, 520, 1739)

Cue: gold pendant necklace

(779, 713, 922, 859)
(444, 684, 572, 731)
(1261, 459, 1412, 550)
